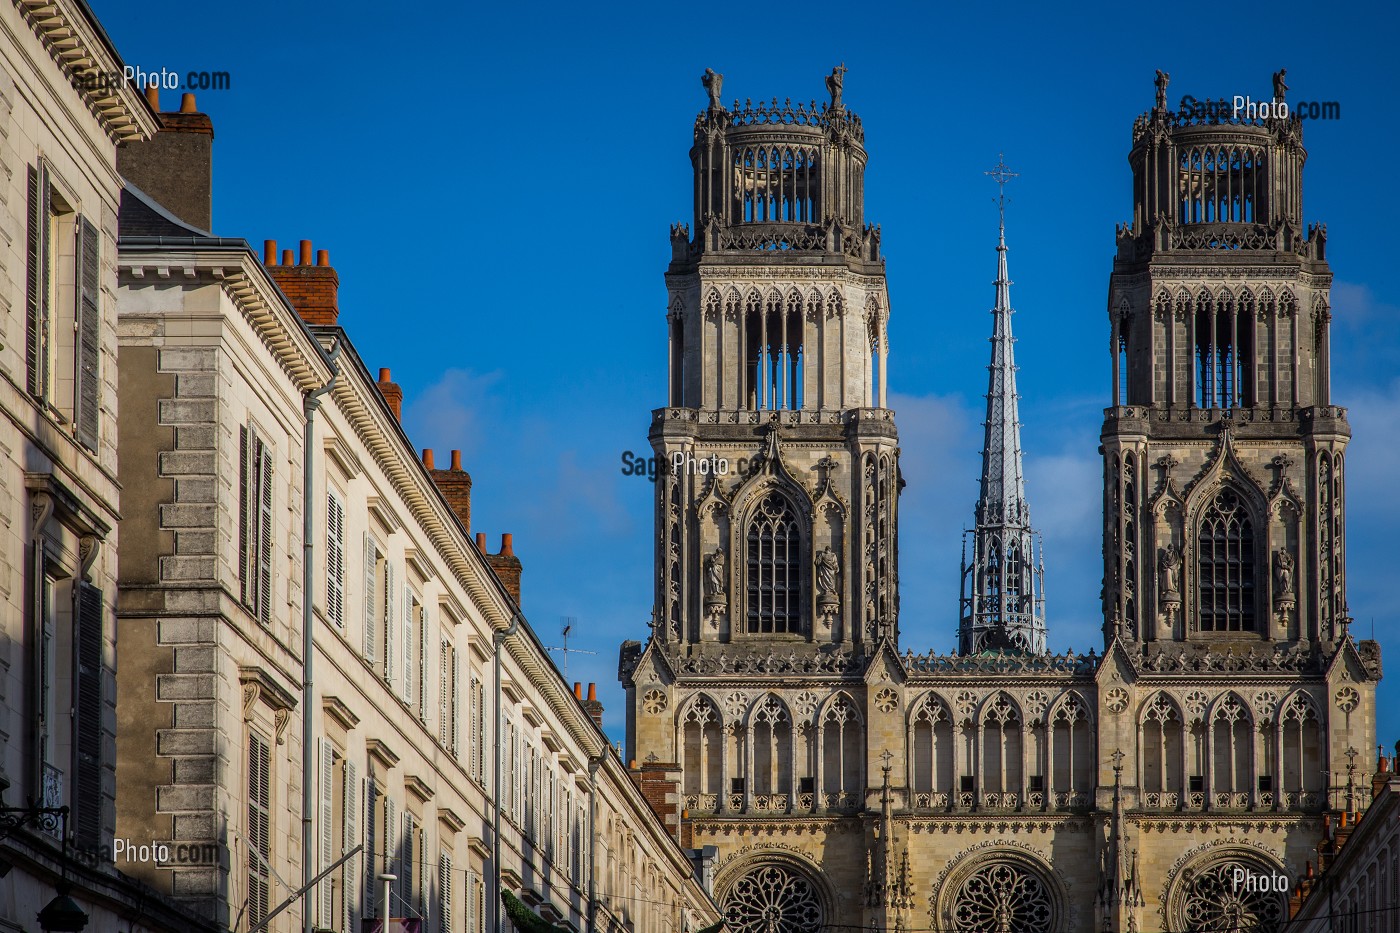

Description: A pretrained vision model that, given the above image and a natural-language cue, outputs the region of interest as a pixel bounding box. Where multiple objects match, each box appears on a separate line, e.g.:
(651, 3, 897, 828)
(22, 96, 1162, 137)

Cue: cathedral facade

(620, 68, 1382, 933)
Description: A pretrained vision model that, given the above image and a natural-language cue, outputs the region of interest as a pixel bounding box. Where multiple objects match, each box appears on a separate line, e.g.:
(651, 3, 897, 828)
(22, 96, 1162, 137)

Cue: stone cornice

(13, 0, 160, 143)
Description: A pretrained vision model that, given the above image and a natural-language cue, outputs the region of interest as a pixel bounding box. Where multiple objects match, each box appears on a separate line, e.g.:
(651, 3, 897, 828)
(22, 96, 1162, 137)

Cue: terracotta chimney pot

(501, 533, 514, 557)
(264, 240, 277, 265)
(281, 249, 295, 266)
(422, 448, 435, 469)
(476, 532, 487, 553)
(180, 92, 197, 113)
(145, 84, 160, 110)
(451, 450, 463, 471)
(299, 239, 313, 266)
(316, 249, 330, 267)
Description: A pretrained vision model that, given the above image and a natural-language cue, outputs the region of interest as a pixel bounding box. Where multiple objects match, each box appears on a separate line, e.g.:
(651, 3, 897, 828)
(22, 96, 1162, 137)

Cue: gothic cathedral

(619, 68, 1381, 933)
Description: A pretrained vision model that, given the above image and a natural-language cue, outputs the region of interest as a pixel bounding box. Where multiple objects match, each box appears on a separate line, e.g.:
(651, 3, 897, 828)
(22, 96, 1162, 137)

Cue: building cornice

(14, 0, 160, 143)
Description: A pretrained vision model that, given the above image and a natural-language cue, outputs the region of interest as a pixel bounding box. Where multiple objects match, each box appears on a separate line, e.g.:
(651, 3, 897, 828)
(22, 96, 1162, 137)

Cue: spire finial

(985, 153, 1018, 236)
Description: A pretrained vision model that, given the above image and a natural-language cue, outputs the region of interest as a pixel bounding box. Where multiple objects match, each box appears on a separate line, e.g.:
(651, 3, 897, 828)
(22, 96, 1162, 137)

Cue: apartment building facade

(0, 2, 216, 931)
(114, 94, 720, 933)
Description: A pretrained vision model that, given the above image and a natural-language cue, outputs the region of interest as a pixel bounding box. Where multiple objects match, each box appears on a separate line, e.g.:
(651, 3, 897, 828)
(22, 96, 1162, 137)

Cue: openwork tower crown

(1121, 70, 1322, 259)
(675, 66, 880, 260)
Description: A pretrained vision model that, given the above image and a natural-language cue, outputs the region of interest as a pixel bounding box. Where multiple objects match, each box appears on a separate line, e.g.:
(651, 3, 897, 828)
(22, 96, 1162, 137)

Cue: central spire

(959, 156, 1047, 655)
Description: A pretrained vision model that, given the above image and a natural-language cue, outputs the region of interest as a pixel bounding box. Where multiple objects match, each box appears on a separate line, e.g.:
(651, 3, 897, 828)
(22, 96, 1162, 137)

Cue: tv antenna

(545, 617, 596, 677)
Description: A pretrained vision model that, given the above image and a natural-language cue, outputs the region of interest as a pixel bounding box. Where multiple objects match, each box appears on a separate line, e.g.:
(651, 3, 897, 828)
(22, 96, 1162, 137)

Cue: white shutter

(402, 588, 414, 705)
(439, 639, 451, 747)
(343, 761, 359, 933)
(383, 562, 396, 682)
(319, 740, 334, 926)
(451, 646, 461, 759)
(401, 811, 414, 913)
(384, 794, 396, 915)
(257, 442, 274, 626)
(465, 868, 477, 933)
(417, 605, 429, 721)
(474, 872, 485, 933)
(438, 853, 453, 933)
(326, 492, 345, 627)
(363, 535, 378, 662)
(467, 677, 478, 781)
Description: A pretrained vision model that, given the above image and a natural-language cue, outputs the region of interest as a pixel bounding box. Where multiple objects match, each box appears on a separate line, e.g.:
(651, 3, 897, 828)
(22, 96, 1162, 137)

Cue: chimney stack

(429, 448, 473, 534)
(484, 532, 522, 605)
(376, 368, 403, 421)
(118, 89, 215, 230)
(264, 238, 340, 326)
(583, 683, 604, 730)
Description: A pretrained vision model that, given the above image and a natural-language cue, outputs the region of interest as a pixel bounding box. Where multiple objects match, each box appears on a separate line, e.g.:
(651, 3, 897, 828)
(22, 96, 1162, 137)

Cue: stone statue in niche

(816, 546, 839, 597)
(702, 68, 724, 112)
(1274, 549, 1296, 611)
(1158, 544, 1181, 599)
(704, 549, 725, 598)
(816, 546, 840, 625)
(704, 548, 726, 624)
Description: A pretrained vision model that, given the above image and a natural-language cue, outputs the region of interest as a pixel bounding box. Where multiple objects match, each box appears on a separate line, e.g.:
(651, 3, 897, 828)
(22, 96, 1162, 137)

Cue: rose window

(950, 861, 1054, 933)
(1178, 861, 1284, 932)
(724, 864, 823, 933)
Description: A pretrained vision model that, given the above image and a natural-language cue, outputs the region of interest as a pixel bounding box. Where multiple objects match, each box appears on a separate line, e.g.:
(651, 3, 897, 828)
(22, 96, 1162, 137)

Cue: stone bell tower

(648, 64, 898, 660)
(1104, 70, 1345, 651)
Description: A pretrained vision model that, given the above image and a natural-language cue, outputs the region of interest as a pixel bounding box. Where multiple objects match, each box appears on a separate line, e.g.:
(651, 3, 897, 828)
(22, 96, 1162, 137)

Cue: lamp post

(0, 804, 89, 932)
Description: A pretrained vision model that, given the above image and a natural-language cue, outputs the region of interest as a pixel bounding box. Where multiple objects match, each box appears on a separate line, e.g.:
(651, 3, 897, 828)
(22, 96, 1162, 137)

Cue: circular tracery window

(1177, 860, 1284, 932)
(949, 861, 1055, 933)
(724, 864, 823, 933)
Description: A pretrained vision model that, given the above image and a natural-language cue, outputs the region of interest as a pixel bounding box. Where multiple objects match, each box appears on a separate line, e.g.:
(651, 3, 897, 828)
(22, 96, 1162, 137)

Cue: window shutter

(239, 425, 250, 606)
(25, 163, 50, 399)
(474, 872, 485, 933)
(319, 740, 334, 925)
(364, 779, 379, 918)
(438, 853, 453, 933)
(73, 582, 103, 848)
(417, 605, 428, 721)
(247, 734, 272, 924)
(439, 639, 451, 747)
(401, 811, 415, 913)
(75, 215, 101, 449)
(326, 493, 345, 627)
(402, 588, 414, 705)
(464, 868, 478, 933)
(363, 535, 378, 663)
(258, 441, 274, 625)
(383, 561, 396, 682)
(384, 795, 397, 915)
(343, 761, 359, 933)
(451, 646, 461, 759)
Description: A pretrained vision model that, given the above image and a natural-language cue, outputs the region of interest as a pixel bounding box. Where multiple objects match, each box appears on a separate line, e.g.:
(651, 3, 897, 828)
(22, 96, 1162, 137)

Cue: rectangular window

(326, 491, 346, 627)
(239, 424, 274, 625)
(247, 733, 272, 926)
(25, 162, 98, 443)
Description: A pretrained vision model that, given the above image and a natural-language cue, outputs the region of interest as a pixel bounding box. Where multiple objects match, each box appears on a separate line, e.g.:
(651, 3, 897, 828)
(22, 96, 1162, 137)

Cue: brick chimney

(376, 369, 403, 420)
(478, 532, 522, 605)
(427, 449, 472, 532)
(583, 682, 604, 730)
(628, 757, 682, 843)
(264, 239, 340, 325)
(118, 89, 214, 230)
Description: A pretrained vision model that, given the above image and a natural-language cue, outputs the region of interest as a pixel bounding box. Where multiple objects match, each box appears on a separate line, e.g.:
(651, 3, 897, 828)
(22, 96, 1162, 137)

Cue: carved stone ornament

(874, 688, 898, 713)
(1104, 688, 1130, 714)
(642, 689, 668, 715)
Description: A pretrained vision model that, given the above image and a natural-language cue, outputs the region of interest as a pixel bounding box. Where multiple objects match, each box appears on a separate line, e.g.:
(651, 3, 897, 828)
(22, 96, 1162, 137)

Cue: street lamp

(38, 884, 88, 933)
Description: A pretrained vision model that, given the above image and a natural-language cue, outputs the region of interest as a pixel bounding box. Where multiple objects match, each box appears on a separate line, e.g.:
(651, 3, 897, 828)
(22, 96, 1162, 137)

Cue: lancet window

(745, 493, 802, 634)
(1197, 489, 1256, 632)
(1194, 292, 1256, 408)
(1177, 146, 1267, 225)
(680, 697, 723, 797)
(980, 694, 1023, 798)
(910, 696, 954, 802)
(1279, 693, 1322, 797)
(820, 696, 862, 804)
(732, 146, 820, 224)
(749, 696, 792, 800)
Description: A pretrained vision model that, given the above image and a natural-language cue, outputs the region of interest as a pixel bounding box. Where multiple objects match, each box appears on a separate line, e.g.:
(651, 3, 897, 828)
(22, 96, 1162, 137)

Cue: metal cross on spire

(985, 153, 1018, 233)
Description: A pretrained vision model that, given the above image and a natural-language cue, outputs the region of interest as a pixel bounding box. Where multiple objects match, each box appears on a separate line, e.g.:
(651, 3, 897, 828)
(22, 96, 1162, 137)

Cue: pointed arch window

(746, 493, 801, 634)
(1197, 489, 1256, 632)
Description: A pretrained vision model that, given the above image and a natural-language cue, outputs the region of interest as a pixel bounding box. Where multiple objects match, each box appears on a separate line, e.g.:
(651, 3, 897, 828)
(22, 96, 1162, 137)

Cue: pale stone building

(0, 2, 216, 932)
(114, 98, 720, 933)
(621, 68, 1381, 933)
(1287, 748, 1400, 932)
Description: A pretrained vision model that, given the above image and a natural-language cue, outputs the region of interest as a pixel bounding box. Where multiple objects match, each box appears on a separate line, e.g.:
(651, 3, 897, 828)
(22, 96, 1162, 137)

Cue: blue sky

(95, 1, 1400, 745)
